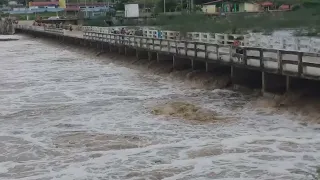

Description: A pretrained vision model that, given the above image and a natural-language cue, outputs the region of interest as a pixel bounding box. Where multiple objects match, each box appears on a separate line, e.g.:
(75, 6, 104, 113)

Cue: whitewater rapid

(0, 35, 319, 180)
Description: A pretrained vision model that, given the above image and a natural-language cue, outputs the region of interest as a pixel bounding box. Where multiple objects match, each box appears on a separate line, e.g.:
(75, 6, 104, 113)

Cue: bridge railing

(16, 25, 45, 32)
(247, 33, 320, 53)
(16, 25, 64, 35)
(83, 31, 320, 79)
(44, 27, 64, 35)
(13, 26, 320, 79)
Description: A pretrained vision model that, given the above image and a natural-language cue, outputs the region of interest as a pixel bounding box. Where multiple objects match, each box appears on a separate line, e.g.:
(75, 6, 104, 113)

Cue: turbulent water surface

(0, 35, 320, 180)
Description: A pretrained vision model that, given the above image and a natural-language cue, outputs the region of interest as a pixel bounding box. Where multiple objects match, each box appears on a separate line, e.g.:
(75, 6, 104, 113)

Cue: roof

(203, 0, 260, 5)
(9, 8, 64, 14)
(203, 0, 223, 5)
(279, 4, 290, 10)
(29, 1, 59, 6)
(260, 1, 273, 6)
(81, 7, 114, 12)
(67, 2, 114, 6)
(65, 6, 80, 11)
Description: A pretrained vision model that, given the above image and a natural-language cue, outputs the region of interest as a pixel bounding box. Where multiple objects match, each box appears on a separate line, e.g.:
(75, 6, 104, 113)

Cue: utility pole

(84, 0, 87, 18)
(163, 0, 165, 13)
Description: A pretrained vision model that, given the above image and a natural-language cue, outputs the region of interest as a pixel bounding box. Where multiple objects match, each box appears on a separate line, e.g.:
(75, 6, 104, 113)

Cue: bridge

(14, 24, 320, 94)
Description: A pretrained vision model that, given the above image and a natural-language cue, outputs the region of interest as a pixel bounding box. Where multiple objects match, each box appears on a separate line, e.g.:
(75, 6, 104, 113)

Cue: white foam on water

(0, 35, 18, 40)
(0, 35, 319, 180)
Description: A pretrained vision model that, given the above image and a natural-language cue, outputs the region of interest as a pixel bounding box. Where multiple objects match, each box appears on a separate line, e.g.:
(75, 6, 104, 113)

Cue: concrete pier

(0, 18, 15, 35)
(14, 25, 320, 94)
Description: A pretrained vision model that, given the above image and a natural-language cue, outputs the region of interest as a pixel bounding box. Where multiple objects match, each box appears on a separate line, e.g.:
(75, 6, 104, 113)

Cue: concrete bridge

(15, 25, 320, 94)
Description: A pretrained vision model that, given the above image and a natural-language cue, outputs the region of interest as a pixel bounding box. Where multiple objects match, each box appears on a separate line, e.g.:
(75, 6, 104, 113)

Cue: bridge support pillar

(123, 47, 135, 56)
(206, 62, 210, 72)
(148, 52, 156, 61)
(262, 72, 287, 94)
(231, 66, 262, 89)
(206, 62, 230, 73)
(172, 56, 192, 70)
(118, 46, 124, 54)
(97, 42, 100, 49)
(156, 53, 173, 62)
(136, 50, 148, 60)
(191, 59, 205, 71)
(101, 42, 104, 50)
(286, 76, 290, 92)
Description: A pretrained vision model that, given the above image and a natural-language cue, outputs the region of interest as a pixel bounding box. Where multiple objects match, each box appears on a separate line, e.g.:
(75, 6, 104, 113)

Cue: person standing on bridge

(69, 24, 73, 31)
(121, 28, 126, 35)
(233, 38, 243, 54)
(232, 37, 244, 62)
(120, 28, 126, 43)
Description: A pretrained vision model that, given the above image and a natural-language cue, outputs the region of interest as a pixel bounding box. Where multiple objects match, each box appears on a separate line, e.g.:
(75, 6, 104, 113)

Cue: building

(259, 1, 274, 11)
(9, 0, 65, 15)
(8, 0, 115, 18)
(202, 3, 217, 14)
(279, 4, 291, 11)
(202, 0, 261, 14)
(65, 2, 115, 18)
(239, 2, 260, 12)
(29, 0, 66, 9)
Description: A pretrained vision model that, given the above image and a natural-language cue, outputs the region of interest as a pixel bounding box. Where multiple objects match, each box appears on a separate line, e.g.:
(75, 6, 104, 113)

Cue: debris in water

(151, 101, 225, 122)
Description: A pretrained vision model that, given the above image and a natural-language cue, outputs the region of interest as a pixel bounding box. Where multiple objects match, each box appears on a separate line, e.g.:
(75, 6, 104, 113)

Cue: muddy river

(0, 35, 319, 180)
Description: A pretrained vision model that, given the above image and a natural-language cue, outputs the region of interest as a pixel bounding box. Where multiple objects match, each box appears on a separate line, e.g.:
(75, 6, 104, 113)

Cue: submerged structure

(0, 18, 15, 35)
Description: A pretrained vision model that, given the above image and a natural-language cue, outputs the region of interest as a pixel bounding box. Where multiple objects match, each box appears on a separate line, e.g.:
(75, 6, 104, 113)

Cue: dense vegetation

(151, 8, 320, 34)
(146, 0, 320, 36)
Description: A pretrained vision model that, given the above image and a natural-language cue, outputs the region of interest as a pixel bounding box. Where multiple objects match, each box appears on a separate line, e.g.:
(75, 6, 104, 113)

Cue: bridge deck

(15, 25, 320, 81)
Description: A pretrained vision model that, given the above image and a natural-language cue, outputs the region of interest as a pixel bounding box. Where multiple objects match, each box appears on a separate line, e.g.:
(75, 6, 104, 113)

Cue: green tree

(0, 0, 6, 6)
(115, 0, 130, 10)
(155, 0, 178, 13)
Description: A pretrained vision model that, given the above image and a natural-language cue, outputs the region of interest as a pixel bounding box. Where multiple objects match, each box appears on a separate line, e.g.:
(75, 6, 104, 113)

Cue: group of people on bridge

(32, 21, 73, 31)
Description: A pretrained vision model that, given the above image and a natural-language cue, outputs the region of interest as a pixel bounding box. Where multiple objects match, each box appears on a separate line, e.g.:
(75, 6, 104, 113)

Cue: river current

(0, 35, 319, 180)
